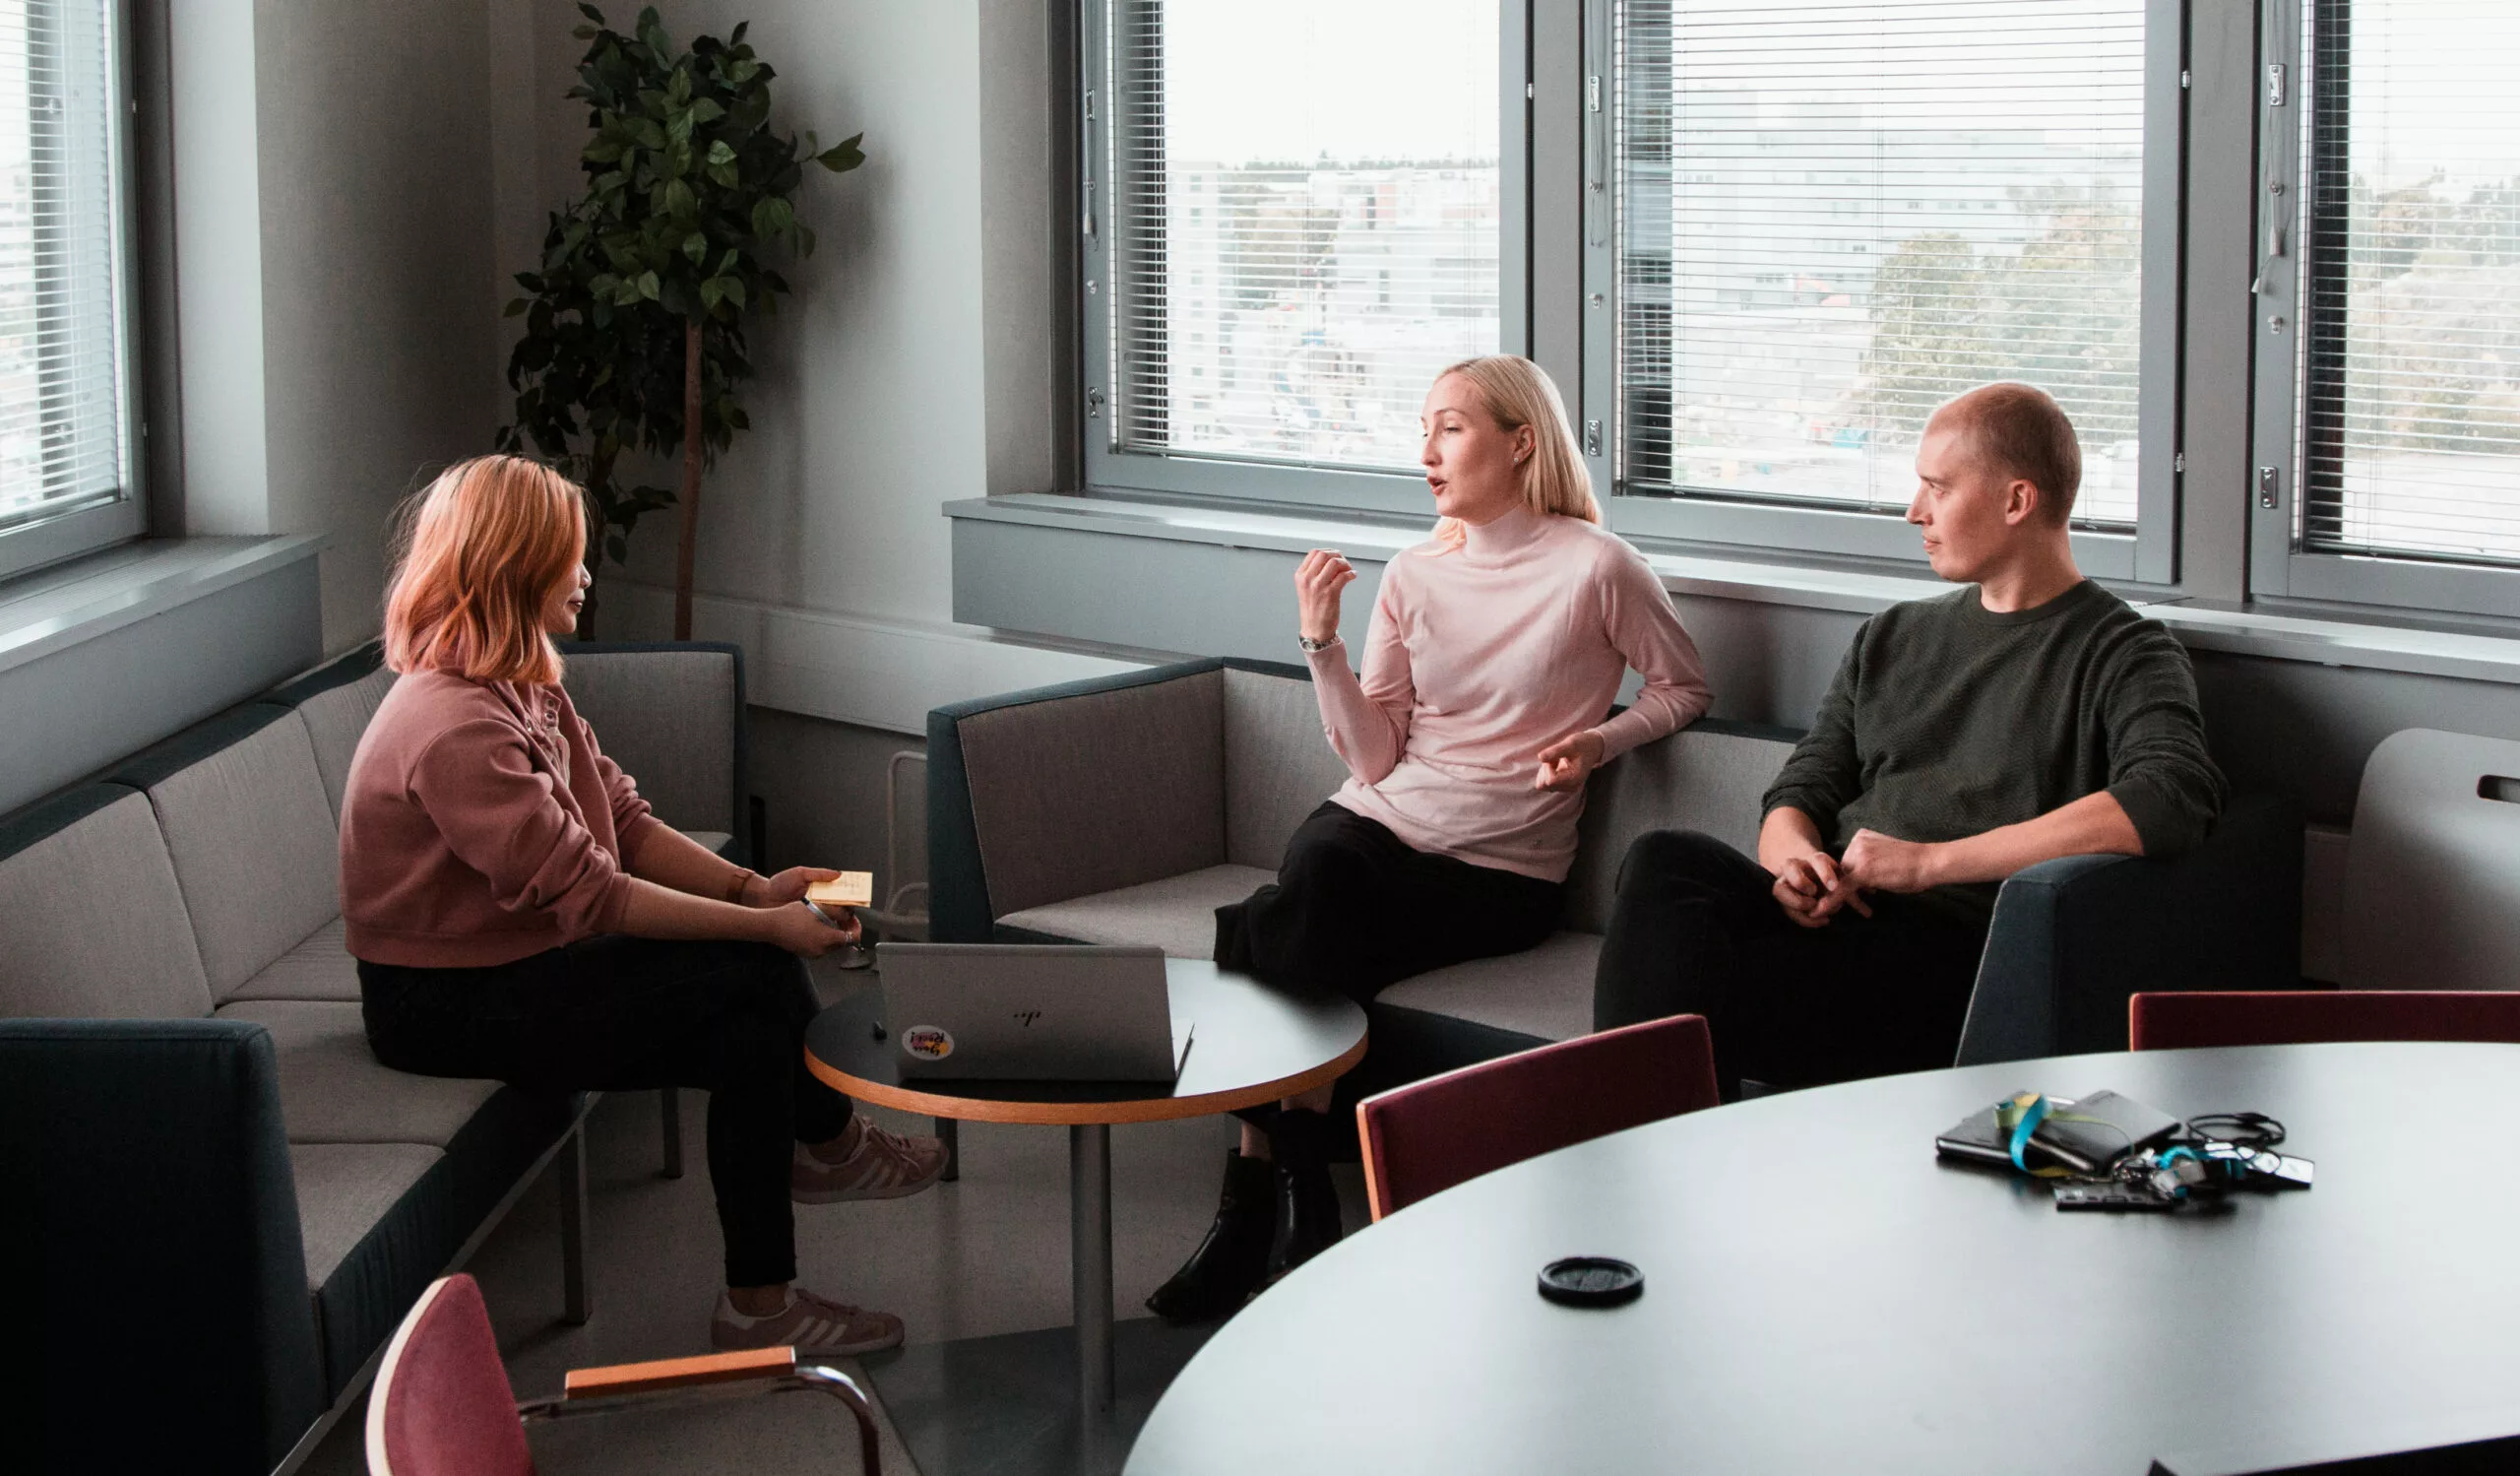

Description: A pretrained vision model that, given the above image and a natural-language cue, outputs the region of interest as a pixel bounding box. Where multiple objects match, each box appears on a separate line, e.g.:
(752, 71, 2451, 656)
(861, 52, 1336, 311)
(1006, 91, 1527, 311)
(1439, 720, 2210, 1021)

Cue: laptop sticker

(902, 1026, 955, 1061)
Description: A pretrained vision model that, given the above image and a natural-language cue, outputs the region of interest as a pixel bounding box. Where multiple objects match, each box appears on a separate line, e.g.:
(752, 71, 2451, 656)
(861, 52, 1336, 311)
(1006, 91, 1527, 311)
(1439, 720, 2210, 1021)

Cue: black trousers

(359, 935, 851, 1289)
(1216, 802, 1563, 1005)
(1592, 830, 1987, 1099)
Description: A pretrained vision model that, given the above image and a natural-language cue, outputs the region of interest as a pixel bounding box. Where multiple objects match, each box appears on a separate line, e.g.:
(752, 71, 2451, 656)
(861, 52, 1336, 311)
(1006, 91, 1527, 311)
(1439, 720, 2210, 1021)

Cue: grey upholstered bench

(0, 639, 753, 1476)
(927, 658, 2305, 1091)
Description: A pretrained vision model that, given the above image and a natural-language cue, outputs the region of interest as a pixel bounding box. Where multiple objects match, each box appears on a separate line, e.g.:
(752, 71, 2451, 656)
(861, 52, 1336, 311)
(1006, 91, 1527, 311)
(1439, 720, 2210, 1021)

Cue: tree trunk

(672, 316, 704, 641)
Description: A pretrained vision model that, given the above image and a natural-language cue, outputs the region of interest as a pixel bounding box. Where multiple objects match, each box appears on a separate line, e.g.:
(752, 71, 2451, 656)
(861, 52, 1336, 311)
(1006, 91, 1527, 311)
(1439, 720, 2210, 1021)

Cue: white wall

(165, 0, 507, 652)
(497, 0, 1049, 641)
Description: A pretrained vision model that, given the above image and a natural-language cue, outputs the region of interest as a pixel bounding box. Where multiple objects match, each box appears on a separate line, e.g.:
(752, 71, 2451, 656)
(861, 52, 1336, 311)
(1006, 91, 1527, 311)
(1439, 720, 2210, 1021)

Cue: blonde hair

(1428, 354, 1600, 548)
(383, 455, 588, 686)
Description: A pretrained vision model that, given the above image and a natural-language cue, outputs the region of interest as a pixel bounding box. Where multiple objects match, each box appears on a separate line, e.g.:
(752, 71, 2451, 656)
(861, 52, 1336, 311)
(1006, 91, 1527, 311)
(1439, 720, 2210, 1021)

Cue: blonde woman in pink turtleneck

(1149, 355, 1714, 1323)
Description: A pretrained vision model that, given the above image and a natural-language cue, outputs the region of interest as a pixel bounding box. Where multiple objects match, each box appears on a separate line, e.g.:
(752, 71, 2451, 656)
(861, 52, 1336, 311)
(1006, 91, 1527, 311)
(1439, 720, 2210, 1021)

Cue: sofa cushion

(563, 647, 738, 833)
(998, 863, 1276, 958)
(0, 787, 214, 1019)
(290, 1141, 442, 1291)
(229, 919, 360, 1003)
(293, 666, 395, 819)
(1223, 665, 1351, 869)
(1375, 931, 1603, 1044)
(121, 707, 344, 1000)
(959, 668, 1228, 915)
(216, 999, 501, 1145)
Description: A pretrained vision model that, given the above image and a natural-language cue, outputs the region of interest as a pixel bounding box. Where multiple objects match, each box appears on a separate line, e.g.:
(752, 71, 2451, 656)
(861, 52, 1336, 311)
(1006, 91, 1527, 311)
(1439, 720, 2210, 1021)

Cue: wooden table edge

(805, 1033, 1370, 1125)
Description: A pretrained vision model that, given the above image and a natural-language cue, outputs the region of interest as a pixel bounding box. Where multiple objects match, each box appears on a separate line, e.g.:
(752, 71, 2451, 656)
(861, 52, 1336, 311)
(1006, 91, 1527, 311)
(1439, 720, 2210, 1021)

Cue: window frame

(1578, 0, 2186, 586)
(2246, 0, 2520, 621)
(0, 0, 146, 583)
(1077, 0, 1533, 518)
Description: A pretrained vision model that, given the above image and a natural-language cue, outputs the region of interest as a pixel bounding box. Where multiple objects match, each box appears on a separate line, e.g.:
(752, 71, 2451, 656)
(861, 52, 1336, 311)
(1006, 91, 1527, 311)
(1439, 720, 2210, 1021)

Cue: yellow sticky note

(805, 872, 874, 909)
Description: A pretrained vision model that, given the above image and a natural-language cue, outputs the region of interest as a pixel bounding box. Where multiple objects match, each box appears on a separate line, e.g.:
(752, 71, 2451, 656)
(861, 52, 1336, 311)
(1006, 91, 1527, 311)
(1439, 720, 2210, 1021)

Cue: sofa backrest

(1563, 720, 1802, 932)
(268, 642, 397, 819)
(1223, 665, 1352, 869)
(110, 706, 343, 1003)
(1207, 665, 1798, 932)
(955, 666, 1229, 917)
(0, 786, 215, 1019)
(562, 646, 740, 835)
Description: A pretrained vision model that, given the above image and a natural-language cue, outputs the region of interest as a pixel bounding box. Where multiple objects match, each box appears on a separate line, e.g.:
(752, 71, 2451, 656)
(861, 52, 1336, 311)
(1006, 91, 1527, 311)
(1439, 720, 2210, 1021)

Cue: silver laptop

(876, 942, 1194, 1082)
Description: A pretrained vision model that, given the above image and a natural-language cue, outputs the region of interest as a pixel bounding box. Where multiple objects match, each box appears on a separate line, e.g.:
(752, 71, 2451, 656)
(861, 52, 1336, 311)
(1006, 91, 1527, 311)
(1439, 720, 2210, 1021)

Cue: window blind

(2297, 0, 2520, 566)
(1106, 0, 1500, 478)
(1616, 0, 2146, 526)
(0, 0, 128, 536)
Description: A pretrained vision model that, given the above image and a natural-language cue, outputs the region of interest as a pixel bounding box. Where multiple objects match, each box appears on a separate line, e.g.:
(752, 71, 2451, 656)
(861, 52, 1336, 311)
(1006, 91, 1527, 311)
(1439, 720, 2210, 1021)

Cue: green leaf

(682, 230, 708, 264)
(664, 179, 696, 218)
(700, 278, 724, 310)
(690, 97, 725, 126)
(706, 139, 735, 166)
(816, 132, 866, 172)
(716, 276, 745, 309)
(504, 298, 527, 317)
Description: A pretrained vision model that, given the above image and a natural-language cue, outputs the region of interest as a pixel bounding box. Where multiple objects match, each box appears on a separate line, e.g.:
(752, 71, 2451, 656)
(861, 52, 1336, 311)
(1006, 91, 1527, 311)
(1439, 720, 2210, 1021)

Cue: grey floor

(302, 964, 1369, 1475)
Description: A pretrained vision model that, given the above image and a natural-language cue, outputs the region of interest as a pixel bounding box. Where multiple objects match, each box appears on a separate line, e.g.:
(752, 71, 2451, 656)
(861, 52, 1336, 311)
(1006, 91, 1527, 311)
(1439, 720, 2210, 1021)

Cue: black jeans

(1592, 830, 1986, 1099)
(1216, 802, 1563, 1005)
(359, 935, 851, 1288)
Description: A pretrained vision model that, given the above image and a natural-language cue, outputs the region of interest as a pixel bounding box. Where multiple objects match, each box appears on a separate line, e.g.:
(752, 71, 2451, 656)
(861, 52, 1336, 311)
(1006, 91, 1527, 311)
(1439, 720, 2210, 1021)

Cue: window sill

(946, 492, 2520, 688)
(0, 534, 327, 675)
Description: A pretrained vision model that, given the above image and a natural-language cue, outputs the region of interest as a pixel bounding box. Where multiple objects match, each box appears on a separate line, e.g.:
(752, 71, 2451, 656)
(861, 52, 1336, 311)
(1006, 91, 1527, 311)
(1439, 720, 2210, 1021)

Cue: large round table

(805, 958, 1365, 1432)
(1127, 1042, 2520, 1475)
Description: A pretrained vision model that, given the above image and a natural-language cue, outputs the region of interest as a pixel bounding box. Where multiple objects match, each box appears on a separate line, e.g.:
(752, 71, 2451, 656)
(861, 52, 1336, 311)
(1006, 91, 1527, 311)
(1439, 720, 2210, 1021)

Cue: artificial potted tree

(500, 4, 863, 638)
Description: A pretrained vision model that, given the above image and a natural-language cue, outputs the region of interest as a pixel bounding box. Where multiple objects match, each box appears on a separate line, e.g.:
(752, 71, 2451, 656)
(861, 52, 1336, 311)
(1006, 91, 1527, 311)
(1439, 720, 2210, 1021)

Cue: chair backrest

(2341, 728, 2520, 991)
(367, 1274, 534, 1476)
(2130, 991, 2520, 1051)
(1358, 1013, 1721, 1220)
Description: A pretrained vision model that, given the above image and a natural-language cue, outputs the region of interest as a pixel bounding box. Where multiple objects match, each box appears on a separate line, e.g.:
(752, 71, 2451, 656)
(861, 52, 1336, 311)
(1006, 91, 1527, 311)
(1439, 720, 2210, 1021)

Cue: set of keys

(2054, 1139, 2314, 1211)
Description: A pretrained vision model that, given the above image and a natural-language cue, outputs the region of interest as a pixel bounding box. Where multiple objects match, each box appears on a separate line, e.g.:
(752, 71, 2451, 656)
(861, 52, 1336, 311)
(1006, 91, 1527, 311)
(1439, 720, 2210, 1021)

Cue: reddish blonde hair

(383, 455, 587, 685)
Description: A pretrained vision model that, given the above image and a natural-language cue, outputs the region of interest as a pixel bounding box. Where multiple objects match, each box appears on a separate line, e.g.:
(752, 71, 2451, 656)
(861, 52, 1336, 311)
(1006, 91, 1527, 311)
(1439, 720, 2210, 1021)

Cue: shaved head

(1926, 383, 2082, 527)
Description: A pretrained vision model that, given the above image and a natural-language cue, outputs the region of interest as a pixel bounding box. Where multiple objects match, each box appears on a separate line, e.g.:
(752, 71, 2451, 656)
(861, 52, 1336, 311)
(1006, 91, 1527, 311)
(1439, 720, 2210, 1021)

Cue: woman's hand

(1533, 730, 1607, 792)
(1294, 548, 1356, 645)
(742, 866, 841, 908)
(762, 901, 860, 957)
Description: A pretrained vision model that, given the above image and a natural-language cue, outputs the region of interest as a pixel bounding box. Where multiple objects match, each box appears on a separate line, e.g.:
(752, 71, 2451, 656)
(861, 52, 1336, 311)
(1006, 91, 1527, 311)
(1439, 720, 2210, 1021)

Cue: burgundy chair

(366, 1274, 880, 1475)
(1356, 1013, 1721, 1221)
(2129, 991, 2520, 1052)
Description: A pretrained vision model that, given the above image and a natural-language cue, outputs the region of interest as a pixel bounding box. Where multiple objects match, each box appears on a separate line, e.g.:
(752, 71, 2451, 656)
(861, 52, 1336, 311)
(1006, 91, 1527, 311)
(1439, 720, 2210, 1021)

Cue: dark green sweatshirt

(1761, 580, 2226, 910)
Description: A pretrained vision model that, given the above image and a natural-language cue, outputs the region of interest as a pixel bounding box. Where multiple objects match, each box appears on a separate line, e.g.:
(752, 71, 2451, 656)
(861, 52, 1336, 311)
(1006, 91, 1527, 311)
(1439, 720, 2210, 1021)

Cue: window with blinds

(2296, 0, 2520, 566)
(1616, 0, 2147, 526)
(1105, 0, 1500, 478)
(0, 0, 129, 541)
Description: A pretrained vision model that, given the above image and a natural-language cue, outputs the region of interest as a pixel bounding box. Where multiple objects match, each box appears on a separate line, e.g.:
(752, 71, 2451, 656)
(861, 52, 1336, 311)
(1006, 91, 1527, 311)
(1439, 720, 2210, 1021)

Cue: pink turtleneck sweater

(1305, 507, 1713, 882)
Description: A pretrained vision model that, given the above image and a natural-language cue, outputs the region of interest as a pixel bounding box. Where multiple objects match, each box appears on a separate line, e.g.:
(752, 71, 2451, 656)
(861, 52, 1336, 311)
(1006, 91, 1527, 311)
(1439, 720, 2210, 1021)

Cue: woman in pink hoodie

(1150, 356, 1715, 1321)
(341, 455, 941, 1358)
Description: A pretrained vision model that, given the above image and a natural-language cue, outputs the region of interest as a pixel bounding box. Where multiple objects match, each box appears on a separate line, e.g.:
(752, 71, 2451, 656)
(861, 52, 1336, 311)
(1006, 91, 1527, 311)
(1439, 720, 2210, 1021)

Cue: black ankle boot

(1146, 1151, 1275, 1323)
(1261, 1108, 1344, 1285)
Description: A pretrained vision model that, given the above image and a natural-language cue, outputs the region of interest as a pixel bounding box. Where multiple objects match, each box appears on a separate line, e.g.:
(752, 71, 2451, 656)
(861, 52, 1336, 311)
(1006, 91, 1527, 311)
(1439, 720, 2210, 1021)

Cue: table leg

(1070, 1123, 1114, 1420)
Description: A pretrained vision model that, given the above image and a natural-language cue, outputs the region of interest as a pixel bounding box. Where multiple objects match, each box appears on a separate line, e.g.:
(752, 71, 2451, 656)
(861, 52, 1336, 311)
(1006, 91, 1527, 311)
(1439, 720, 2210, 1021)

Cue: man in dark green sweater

(1594, 383, 2225, 1096)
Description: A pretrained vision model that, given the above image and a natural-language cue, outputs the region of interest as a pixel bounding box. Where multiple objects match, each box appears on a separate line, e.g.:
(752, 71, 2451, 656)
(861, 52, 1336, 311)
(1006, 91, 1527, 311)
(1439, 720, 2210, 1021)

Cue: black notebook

(1935, 1090, 2181, 1173)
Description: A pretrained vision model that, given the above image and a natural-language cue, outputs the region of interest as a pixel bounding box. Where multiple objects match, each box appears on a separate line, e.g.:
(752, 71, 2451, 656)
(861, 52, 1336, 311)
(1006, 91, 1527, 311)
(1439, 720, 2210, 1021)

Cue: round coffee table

(804, 957, 1366, 1426)
(1130, 1041, 2520, 1475)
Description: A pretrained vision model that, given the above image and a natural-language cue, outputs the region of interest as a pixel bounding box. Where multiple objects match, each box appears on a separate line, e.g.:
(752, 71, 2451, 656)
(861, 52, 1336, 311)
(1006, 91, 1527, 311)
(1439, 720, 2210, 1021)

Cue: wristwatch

(1297, 634, 1338, 654)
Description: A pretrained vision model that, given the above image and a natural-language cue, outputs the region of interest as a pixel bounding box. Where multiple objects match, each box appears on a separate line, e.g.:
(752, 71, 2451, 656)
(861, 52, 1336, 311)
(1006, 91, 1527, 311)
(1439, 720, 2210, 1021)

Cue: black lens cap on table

(1538, 1256, 1643, 1308)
